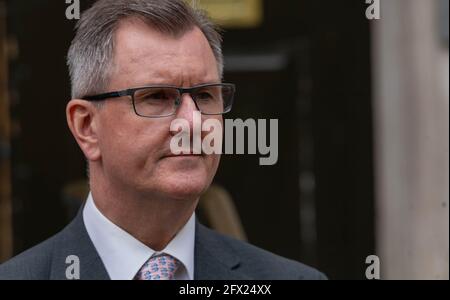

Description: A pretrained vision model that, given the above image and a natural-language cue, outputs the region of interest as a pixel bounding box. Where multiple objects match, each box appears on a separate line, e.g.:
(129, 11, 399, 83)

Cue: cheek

(209, 153, 221, 171)
(99, 117, 171, 173)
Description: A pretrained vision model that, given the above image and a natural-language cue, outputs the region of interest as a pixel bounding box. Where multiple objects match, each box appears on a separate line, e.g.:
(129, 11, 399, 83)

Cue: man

(0, 0, 326, 280)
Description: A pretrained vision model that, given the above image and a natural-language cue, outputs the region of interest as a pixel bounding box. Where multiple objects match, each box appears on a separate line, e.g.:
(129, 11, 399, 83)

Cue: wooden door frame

(0, 0, 13, 262)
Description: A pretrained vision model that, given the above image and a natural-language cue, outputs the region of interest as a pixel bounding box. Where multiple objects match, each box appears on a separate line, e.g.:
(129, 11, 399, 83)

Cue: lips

(163, 153, 203, 158)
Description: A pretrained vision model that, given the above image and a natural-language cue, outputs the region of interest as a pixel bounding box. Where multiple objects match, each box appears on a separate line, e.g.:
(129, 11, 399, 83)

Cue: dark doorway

(6, 0, 374, 279)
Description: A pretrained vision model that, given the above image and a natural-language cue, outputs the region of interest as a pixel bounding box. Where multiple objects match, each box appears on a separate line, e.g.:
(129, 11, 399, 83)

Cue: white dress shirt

(83, 192, 195, 280)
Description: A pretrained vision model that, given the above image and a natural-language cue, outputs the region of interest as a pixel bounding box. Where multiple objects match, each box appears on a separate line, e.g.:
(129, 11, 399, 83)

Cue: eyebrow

(134, 81, 222, 88)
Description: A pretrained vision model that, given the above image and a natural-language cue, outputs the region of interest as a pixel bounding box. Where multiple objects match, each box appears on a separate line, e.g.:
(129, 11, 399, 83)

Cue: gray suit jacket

(0, 208, 326, 280)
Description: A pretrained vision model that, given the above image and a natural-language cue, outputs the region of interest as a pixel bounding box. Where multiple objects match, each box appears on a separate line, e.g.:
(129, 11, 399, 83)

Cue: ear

(66, 99, 101, 161)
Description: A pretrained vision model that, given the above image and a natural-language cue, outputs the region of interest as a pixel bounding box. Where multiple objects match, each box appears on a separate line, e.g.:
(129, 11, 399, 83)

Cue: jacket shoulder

(0, 233, 61, 280)
(199, 224, 327, 280)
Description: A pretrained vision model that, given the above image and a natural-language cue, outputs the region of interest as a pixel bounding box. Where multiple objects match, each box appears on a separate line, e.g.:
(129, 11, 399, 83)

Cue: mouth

(163, 153, 203, 158)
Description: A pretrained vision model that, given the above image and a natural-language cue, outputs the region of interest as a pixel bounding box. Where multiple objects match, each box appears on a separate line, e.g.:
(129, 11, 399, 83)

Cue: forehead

(110, 17, 219, 88)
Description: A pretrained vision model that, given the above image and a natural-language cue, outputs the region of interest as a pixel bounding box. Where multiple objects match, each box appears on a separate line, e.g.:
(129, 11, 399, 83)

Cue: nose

(169, 93, 200, 140)
(174, 93, 199, 128)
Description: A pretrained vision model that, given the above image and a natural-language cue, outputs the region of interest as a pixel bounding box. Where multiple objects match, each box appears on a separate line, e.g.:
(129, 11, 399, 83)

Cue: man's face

(94, 18, 222, 201)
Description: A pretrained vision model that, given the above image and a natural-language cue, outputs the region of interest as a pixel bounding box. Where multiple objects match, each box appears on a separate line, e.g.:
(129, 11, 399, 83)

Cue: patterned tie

(134, 253, 181, 280)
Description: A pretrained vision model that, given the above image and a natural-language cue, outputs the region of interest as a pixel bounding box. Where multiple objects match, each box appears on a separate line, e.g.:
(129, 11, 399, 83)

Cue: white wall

(372, 0, 449, 279)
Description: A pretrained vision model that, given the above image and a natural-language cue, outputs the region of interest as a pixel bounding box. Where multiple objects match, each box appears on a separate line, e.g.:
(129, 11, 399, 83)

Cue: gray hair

(67, 0, 223, 99)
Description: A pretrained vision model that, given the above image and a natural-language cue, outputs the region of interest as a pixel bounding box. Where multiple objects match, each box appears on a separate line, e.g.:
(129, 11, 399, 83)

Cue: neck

(89, 168, 198, 251)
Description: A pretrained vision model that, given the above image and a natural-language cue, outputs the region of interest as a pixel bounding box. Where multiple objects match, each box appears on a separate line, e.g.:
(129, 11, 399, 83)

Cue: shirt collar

(83, 192, 195, 280)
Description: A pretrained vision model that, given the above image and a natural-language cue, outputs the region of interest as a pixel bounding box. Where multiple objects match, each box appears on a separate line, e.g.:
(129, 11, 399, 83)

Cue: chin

(150, 156, 218, 200)
(151, 167, 211, 201)
(163, 179, 209, 201)
(130, 154, 218, 201)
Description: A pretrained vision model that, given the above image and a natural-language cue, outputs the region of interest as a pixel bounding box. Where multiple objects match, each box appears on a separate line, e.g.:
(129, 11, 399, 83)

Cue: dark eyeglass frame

(81, 82, 235, 118)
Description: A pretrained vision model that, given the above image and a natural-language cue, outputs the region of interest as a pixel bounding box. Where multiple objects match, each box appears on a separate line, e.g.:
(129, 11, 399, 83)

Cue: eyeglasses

(82, 83, 235, 118)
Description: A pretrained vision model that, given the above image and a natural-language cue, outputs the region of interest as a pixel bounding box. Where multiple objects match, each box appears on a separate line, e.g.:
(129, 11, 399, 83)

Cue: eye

(144, 91, 170, 101)
(195, 91, 214, 101)
(136, 88, 177, 103)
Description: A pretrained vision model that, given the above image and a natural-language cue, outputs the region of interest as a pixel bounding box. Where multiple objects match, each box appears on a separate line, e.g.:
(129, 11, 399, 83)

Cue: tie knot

(135, 253, 181, 280)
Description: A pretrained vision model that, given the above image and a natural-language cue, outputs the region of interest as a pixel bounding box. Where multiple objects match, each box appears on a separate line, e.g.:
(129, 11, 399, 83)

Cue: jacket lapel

(49, 206, 110, 280)
(194, 222, 250, 280)
(47, 207, 250, 280)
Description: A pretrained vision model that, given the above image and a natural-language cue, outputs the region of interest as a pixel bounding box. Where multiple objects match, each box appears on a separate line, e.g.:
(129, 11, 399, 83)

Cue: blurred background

(0, 0, 448, 279)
